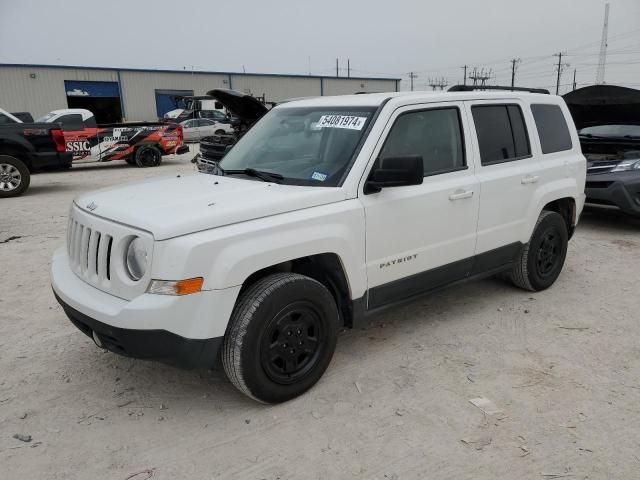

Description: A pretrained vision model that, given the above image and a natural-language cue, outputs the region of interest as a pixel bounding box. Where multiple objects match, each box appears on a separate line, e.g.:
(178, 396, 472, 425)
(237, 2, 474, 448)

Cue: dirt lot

(1, 150, 640, 479)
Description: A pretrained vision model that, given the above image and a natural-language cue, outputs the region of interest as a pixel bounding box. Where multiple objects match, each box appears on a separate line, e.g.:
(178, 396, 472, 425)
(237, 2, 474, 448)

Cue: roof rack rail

(448, 85, 550, 94)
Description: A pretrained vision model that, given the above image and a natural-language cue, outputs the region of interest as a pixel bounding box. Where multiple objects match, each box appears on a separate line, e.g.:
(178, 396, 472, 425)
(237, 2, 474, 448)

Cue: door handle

(449, 189, 474, 201)
(521, 175, 540, 185)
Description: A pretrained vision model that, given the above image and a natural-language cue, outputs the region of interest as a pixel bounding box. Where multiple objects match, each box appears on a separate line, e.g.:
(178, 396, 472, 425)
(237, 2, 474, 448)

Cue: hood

(74, 173, 345, 240)
(206, 89, 268, 123)
(563, 85, 640, 130)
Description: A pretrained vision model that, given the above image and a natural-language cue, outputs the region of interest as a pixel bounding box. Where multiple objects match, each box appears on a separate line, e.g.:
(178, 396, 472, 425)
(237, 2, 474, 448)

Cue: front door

(360, 103, 480, 309)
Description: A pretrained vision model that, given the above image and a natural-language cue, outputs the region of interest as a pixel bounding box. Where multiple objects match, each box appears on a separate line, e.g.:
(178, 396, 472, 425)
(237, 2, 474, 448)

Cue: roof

(280, 90, 562, 109)
(0, 63, 401, 82)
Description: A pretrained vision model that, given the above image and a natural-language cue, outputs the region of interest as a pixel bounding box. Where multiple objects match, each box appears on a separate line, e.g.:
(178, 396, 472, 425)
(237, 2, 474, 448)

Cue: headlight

(125, 237, 148, 281)
(612, 159, 640, 172)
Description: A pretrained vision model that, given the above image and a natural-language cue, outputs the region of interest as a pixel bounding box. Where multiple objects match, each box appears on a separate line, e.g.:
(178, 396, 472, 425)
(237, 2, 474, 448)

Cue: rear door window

(531, 104, 573, 154)
(472, 104, 531, 165)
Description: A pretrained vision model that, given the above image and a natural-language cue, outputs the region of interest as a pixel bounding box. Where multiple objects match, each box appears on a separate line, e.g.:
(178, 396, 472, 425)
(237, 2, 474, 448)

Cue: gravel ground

(1, 150, 640, 479)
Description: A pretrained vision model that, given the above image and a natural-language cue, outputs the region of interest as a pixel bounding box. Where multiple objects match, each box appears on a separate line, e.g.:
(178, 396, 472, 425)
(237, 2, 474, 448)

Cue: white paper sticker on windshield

(316, 115, 367, 130)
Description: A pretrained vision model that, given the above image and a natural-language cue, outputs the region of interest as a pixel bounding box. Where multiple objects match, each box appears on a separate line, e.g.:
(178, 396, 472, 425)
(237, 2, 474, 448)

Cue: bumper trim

(54, 292, 223, 369)
(175, 145, 190, 155)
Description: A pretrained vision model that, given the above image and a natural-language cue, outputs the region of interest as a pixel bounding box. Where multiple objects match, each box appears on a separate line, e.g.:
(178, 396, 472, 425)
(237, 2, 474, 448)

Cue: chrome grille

(67, 217, 113, 284)
(587, 160, 619, 174)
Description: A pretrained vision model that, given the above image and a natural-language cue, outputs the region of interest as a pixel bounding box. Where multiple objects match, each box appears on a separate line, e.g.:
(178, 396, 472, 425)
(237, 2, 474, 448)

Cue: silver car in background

(180, 118, 234, 142)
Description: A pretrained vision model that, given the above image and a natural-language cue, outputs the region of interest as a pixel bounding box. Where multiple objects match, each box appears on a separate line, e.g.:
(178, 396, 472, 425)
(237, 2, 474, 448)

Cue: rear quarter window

(531, 104, 573, 154)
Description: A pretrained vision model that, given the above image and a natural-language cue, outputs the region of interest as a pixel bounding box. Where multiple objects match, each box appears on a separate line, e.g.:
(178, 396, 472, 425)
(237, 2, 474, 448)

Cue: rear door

(464, 100, 541, 258)
(360, 102, 480, 308)
(57, 114, 96, 161)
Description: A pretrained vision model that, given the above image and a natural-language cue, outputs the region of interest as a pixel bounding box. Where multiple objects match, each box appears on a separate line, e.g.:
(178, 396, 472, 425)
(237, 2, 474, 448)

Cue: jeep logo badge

(86, 202, 98, 211)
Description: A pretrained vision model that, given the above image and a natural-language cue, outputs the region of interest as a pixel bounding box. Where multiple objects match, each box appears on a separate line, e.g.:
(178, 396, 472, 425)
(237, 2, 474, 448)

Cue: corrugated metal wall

(0, 66, 118, 119)
(0, 65, 399, 121)
(119, 71, 229, 120)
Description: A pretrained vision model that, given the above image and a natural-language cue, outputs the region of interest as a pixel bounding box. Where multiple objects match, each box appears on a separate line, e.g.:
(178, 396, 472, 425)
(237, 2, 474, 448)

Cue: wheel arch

(0, 142, 32, 170)
(239, 253, 355, 328)
(525, 179, 580, 241)
(542, 197, 576, 238)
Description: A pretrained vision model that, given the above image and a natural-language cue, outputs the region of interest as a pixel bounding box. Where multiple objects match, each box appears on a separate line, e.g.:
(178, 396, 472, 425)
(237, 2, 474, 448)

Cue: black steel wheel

(222, 273, 339, 403)
(510, 210, 568, 291)
(260, 301, 326, 385)
(134, 145, 162, 167)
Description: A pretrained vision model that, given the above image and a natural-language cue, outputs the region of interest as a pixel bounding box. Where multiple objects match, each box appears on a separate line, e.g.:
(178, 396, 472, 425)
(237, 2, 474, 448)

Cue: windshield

(36, 112, 57, 122)
(579, 124, 640, 138)
(218, 106, 376, 186)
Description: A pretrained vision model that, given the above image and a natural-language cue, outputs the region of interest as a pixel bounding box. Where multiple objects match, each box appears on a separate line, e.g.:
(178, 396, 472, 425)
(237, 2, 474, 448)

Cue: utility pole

(596, 3, 610, 84)
(336, 58, 339, 78)
(553, 52, 569, 95)
(409, 72, 418, 91)
(573, 69, 577, 91)
(347, 59, 351, 78)
(461, 65, 468, 86)
(510, 58, 521, 88)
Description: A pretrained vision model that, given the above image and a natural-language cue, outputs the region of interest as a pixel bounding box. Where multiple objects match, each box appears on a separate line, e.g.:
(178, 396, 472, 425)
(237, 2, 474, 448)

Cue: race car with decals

(38, 109, 189, 167)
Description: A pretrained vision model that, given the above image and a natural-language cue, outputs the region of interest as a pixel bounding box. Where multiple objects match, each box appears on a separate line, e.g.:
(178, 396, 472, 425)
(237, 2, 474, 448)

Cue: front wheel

(0, 155, 30, 198)
(134, 145, 162, 167)
(509, 210, 568, 291)
(222, 273, 339, 403)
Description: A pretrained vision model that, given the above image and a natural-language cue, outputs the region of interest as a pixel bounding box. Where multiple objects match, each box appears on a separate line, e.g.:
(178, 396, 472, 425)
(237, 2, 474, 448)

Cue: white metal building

(0, 64, 400, 123)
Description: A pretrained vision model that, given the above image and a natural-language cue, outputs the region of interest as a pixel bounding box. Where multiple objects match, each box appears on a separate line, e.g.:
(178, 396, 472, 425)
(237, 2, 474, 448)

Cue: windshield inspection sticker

(311, 171, 328, 182)
(317, 115, 367, 130)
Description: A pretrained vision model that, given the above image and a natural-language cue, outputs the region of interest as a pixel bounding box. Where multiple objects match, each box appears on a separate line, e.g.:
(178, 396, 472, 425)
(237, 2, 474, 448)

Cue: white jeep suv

(51, 90, 586, 403)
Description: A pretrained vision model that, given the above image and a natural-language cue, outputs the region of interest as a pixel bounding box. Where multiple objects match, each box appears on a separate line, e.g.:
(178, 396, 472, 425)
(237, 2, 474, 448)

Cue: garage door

(65, 80, 122, 123)
(155, 89, 194, 118)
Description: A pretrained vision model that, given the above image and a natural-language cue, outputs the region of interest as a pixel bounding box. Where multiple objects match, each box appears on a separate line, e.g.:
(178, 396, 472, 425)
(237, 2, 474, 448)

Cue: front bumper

(51, 248, 240, 368)
(585, 172, 640, 217)
(31, 151, 73, 169)
(55, 292, 222, 368)
(175, 144, 190, 155)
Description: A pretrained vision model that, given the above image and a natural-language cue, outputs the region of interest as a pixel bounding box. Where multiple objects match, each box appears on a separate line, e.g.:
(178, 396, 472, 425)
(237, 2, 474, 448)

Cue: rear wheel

(509, 210, 568, 291)
(222, 273, 339, 403)
(134, 145, 162, 167)
(0, 155, 30, 198)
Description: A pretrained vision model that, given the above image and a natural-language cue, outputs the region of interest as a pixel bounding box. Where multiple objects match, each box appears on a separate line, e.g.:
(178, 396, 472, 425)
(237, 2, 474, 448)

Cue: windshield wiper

(223, 168, 284, 183)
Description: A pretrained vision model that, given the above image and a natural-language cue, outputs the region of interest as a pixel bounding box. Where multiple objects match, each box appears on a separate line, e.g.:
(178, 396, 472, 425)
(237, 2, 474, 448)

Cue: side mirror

(365, 155, 423, 194)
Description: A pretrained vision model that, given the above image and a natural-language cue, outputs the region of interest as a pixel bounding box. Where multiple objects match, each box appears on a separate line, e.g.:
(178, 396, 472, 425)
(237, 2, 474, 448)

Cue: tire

(509, 210, 568, 291)
(134, 145, 162, 168)
(222, 273, 339, 404)
(0, 155, 30, 198)
(214, 129, 226, 135)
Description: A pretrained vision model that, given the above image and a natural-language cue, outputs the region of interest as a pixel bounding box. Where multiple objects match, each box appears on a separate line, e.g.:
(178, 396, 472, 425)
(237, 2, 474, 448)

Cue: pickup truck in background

(0, 107, 73, 197)
(40, 109, 189, 167)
